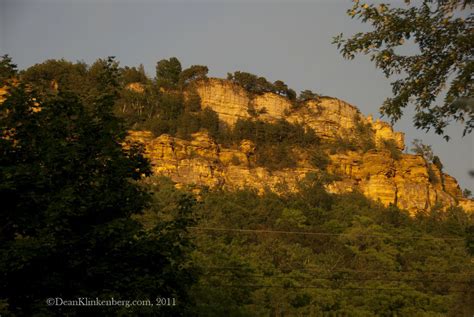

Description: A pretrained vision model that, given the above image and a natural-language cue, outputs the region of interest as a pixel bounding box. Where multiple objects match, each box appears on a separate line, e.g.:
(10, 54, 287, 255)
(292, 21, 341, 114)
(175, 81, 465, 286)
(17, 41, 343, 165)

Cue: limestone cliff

(128, 130, 311, 194)
(127, 129, 472, 215)
(195, 79, 405, 150)
(126, 78, 472, 214)
(327, 151, 466, 212)
(4, 74, 462, 215)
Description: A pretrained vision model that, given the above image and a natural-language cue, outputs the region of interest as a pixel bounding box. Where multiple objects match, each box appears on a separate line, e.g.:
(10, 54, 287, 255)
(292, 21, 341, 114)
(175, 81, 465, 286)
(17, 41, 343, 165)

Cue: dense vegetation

(17, 56, 333, 171)
(149, 176, 474, 316)
(226, 71, 297, 101)
(2, 55, 473, 315)
(18, 56, 399, 173)
(0, 56, 196, 316)
(223, 118, 321, 170)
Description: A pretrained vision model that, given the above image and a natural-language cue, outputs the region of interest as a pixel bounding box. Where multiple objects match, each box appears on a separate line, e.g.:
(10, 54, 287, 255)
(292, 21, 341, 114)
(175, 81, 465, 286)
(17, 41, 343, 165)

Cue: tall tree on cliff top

(333, 0, 473, 140)
(0, 55, 17, 84)
(156, 57, 182, 89)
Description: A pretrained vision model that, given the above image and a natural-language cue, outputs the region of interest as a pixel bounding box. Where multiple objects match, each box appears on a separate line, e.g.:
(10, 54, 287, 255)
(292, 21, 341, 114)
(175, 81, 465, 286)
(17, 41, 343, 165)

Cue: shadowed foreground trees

(0, 59, 196, 316)
(3, 54, 473, 315)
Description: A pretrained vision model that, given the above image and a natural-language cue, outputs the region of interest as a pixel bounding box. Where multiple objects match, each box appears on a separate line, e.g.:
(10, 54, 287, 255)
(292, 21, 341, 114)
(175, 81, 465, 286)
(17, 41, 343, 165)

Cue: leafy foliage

(227, 118, 320, 170)
(4, 54, 473, 316)
(0, 59, 197, 316)
(334, 0, 473, 138)
(156, 57, 182, 89)
(381, 139, 402, 160)
(463, 188, 472, 198)
(0, 55, 17, 84)
(298, 89, 320, 102)
(20, 58, 89, 97)
(179, 65, 209, 87)
(147, 177, 474, 316)
(120, 64, 148, 85)
(325, 115, 376, 154)
(411, 139, 443, 184)
(354, 116, 376, 152)
(19, 57, 331, 165)
(310, 148, 331, 169)
(227, 71, 297, 100)
(411, 138, 435, 162)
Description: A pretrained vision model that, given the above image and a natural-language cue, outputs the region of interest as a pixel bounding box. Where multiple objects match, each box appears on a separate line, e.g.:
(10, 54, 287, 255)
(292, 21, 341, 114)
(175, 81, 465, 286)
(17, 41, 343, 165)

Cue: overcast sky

(1, 0, 472, 191)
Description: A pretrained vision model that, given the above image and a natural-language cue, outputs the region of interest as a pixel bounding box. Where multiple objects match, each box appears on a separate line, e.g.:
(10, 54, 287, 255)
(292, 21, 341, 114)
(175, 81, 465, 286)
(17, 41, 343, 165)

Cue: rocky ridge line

(127, 78, 473, 214)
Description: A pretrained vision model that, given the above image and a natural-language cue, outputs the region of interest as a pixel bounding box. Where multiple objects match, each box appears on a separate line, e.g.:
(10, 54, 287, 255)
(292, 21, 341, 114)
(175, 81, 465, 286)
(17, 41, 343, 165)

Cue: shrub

(354, 116, 376, 152)
(325, 137, 357, 154)
(310, 149, 330, 169)
(255, 144, 297, 170)
(199, 108, 220, 138)
(184, 90, 202, 112)
(179, 65, 208, 87)
(428, 165, 439, 184)
(463, 188, 472, 198)
(298, 89, 320, 102)
(382, 139, 402, 160)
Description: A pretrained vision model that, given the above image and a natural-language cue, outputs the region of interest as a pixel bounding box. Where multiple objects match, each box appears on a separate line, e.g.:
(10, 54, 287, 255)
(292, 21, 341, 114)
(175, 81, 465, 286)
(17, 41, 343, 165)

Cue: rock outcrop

(128, 130, 311, 194)
(127, 130, 472, 215)
(196, 79, 405, 150)
(327, 151, 465, 212)
(5, 74, 468, 214)
(126, 78, 472, 214)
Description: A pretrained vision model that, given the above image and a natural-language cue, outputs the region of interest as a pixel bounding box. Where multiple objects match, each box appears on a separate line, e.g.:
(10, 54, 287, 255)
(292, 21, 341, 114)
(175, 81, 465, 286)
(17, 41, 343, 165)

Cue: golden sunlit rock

(124, 79, 472, 215)
(127, 129, 472, 215)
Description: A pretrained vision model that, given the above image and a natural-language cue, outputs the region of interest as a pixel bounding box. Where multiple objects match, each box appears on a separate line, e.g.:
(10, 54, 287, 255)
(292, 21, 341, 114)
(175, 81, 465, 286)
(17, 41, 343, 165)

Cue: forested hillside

(145, 176, 473, 316)
(1, 55, 473, 316)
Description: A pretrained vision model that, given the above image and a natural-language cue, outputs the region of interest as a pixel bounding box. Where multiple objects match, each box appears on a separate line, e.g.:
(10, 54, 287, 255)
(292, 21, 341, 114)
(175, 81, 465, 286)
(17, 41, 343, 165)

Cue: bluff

(127, 78, 473, 215)
(194, 79, 404, 149)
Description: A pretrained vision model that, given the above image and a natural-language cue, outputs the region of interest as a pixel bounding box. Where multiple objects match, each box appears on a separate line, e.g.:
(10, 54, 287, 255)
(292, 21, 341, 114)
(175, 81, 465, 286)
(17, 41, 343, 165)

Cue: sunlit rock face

(127, 130, 472, 215)
(0, 86, 8, 103)
(371, 120, 405, 151)
(195, 79, 404, 149)
(2, 77, 470, 214)
(126, 82, 145, 93)
(195, 79, 252, 126)
(126, 78, 470, 215)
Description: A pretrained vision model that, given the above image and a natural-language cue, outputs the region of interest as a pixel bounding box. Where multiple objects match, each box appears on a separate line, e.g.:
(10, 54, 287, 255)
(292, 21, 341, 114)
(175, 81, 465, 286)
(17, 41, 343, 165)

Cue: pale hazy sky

(1, 0, 472, 191)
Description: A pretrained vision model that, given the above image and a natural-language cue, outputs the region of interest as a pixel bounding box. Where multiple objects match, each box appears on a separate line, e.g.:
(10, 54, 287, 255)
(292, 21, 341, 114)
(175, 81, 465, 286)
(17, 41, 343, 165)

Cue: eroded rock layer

(128, 130, 473, 215)
(121, 78, 472, 214)
(195, 79, 405, 150)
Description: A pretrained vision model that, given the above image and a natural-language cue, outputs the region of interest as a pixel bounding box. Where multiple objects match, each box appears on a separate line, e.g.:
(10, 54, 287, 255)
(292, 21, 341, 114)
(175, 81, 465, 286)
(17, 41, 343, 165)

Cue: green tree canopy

(156, 57, 182, 89)
(0, 58, 196, 316)
(273, 80, 288, 95)
(179, 65, 209, 87)
(0, 55, 17, 84)
(298, 89, 320, 102)
(227, 71, 274, 94)
(20, 58, 89, 96)
(411, 138, 435, 162)
(120, 64, 148, 85)
(334, 0, 473, 139)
